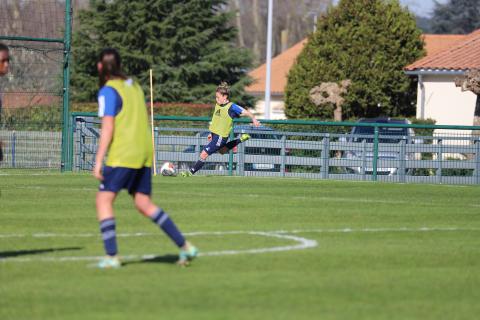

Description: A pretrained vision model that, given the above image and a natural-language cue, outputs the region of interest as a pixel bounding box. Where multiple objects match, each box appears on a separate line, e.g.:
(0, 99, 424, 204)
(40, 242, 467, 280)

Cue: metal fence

(0, 0, 72, 171)
(0, 130, 61, 168)
(70, 114, 480, 185)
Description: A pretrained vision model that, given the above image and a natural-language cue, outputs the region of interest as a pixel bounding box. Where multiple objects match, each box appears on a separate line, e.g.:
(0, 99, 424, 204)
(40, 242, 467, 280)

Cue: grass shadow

(0, 247, 83, 259)
(123, 254, 178, 266)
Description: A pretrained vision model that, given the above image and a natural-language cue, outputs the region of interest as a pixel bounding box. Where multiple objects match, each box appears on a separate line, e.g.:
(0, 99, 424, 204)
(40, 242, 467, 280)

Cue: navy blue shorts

(99, 166, 152, 195)
(203, 133, 228, 155)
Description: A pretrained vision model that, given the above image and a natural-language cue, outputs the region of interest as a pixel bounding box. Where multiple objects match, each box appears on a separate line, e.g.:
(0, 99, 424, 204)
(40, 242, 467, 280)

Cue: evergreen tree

(71, 0, 255, 107)
(284, 0, 424, 120)
(431, 0, 480, 34)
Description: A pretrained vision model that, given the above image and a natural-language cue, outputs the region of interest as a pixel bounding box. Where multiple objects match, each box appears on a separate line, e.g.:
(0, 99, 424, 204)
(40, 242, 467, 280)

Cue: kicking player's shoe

(177, 243, 198, 266)
(180, 171, 193, 177)
(240, 133, 250, 142)
(97, 256, 121, 269)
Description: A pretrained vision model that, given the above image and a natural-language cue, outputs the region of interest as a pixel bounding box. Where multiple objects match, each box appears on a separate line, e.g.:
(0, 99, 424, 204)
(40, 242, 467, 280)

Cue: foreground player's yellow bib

(209, 102, 233, 138)
(105, 79, 153, 168)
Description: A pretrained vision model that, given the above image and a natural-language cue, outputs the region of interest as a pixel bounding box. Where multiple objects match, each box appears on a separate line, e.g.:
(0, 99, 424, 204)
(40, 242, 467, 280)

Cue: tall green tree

(284, 0, 424, 120)
(71, 0, 255, 107)
(431, 0, 480, 34)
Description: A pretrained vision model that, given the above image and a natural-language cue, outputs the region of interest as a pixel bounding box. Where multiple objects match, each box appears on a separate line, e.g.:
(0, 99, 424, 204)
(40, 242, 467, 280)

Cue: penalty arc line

(0, 231, 318, 263)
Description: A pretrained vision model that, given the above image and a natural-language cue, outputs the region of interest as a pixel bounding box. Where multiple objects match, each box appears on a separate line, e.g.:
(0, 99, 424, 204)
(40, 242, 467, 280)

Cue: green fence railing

(68, 113, 480, 185)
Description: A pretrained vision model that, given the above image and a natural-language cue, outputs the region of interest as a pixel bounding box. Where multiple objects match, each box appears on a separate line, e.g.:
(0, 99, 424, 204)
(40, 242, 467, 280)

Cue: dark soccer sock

(150, 208, 186, 247)
(99, 218, 117, 256)
(225, 139, 241, 150)
(189, 159, 205, 174)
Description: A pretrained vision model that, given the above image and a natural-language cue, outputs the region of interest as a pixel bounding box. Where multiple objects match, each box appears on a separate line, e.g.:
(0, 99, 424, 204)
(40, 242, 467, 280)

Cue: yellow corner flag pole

(149, 69, 157, 176)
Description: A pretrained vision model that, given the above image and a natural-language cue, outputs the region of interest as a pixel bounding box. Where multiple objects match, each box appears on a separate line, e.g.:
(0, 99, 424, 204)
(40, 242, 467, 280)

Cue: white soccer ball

(160, 162, 176, 176)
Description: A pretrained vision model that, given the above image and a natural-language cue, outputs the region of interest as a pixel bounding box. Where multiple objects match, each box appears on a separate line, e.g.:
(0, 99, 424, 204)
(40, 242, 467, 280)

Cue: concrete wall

(418, 74, 477, 126)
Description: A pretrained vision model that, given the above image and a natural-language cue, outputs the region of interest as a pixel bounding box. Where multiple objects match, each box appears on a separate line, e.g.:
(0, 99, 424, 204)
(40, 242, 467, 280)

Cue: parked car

(342, 118, 416, 175)
(180, 125, 287, 172)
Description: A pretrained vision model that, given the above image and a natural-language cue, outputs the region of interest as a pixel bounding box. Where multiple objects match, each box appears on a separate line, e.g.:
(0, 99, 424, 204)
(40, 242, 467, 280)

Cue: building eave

(404, 69, 467, 76)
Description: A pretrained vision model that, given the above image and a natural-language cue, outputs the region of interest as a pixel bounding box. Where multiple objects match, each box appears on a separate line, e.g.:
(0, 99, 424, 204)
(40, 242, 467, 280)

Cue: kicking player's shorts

(203, 133, 228, 155)
(99, 166, 152, 195)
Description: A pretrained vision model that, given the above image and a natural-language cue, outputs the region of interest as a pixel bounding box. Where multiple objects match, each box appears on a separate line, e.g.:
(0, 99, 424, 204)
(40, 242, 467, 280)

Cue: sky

(400, 0, 448, 17)
(332, 0, 448, 17)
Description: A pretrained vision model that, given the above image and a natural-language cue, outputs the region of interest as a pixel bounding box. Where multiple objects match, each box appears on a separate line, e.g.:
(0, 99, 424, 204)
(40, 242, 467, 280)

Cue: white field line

(2, 227, 480, 263)
(1, 226, 479, 240)
(0, 231, 317, 263)
(6, 186, 479, 208)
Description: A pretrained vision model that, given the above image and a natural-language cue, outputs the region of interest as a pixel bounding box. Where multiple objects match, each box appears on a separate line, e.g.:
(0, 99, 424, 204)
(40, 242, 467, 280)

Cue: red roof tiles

(406, 30, 480, 71)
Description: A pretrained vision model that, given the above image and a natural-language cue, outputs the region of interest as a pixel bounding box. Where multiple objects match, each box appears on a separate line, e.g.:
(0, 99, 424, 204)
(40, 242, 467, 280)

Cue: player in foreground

(93, 48, 197, 268)
(181, 82, 260, 176)
(0, 43, 10, 162)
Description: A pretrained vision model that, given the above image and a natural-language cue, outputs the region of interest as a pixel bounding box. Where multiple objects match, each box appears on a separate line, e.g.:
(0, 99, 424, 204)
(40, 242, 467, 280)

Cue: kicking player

(93, 48, 197, 268)
(0, 43, 10, 162)
(181, 82, 260, 176)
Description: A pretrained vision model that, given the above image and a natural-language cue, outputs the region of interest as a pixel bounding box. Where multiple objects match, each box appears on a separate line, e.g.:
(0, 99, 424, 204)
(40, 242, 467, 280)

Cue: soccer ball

(160, 162, 176, 176)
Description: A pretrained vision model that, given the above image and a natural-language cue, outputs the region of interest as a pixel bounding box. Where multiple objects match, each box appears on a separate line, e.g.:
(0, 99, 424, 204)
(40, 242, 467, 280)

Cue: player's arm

(232, 103, 260, 127)
(93, 87, 121, 180)
(93, 116, 114, 180)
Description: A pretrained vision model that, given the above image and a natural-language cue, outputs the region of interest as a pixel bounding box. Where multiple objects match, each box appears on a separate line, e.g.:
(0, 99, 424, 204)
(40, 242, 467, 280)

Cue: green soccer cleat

(97, 256, 121, 269)
(180, 171, 193, 177)
(240, 133, 250, 142)
(177, 243, 198, 266)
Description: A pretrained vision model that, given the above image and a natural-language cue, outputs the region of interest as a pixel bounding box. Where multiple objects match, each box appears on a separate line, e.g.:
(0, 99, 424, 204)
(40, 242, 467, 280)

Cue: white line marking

(0, 231, 317, 263)
(6, 186, 479, 208)
(2, 226, 479, 263)
(1, 227, 478, 239)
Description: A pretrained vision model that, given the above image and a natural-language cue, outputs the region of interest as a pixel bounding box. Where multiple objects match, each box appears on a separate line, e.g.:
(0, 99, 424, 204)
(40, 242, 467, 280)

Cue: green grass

(1, 171, 479, 320)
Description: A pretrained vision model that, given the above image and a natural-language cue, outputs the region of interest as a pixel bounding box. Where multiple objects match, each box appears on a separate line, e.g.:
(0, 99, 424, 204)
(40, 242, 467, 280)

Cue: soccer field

(1, 172, 479, 320)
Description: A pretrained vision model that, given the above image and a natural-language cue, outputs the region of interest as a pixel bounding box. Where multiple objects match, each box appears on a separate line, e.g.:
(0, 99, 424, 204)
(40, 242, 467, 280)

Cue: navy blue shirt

(226, 103, 244, 119)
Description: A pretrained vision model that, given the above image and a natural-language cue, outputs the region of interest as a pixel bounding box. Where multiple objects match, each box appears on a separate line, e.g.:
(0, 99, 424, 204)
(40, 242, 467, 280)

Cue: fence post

(372, 126, 379, 181)
(80, 127, 85, 170)
(361, 139, 367, 180)
(11, 131, 16, 168)
(399, 139, 406, 183)
(281, 135, 286, 177)
(437, 138, 443, 184)
(475, 139, 480, 185)
(228, 130, 234, 176)
(321, 134, 330, 179)
(154, 127, 159, 175)
(238, 139, 245, 176)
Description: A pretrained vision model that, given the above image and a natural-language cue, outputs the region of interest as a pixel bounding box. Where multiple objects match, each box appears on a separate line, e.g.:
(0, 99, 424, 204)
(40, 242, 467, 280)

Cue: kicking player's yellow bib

(104, 79, 153, 168)
(209, 102, 233, 138)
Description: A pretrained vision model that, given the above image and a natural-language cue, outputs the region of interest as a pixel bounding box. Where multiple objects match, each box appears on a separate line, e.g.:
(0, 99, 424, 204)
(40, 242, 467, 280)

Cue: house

(246, 40, 307, 119)
(246, 34, 469, 121)
(405, 31, 479, 126)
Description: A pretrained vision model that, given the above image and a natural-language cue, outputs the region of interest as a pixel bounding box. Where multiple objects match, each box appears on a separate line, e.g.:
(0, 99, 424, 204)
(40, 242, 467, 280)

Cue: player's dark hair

(216, 81, 230, 98)
(98, 48, 126, 87)
(0, 43, 9, 53)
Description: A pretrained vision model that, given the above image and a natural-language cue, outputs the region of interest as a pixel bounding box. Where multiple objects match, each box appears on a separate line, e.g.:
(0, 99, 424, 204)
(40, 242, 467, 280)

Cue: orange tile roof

(422, 34, 467, 56)
(246, 39, 307, 95)
(247, 33, 470, 95)
(406, 30, 480, 71)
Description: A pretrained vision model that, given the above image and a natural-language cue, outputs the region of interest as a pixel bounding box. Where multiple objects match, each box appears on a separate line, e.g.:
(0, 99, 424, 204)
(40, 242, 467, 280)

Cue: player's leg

(183, 149, 208, 176)
(95, 166, 130, 268)
(218, 133, 250, 155)
(0, 139, 3, 162)
(182, 133, 226, 176)
(96, 190, 121, 268)
(134, 192, 191, 250)
(131, 168, 198, 265)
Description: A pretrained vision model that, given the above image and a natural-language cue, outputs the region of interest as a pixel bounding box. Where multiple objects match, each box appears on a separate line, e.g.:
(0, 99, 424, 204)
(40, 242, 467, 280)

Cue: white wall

(418, 75, 477, 126)
(252, 98, 286, 120)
